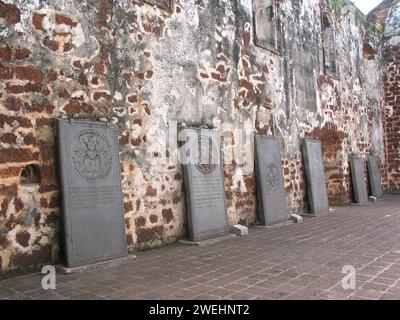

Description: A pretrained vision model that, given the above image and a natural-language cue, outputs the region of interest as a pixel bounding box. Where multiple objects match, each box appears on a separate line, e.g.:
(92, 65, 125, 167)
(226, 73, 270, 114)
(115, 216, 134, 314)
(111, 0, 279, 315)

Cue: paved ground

(2, 194, 400, 300)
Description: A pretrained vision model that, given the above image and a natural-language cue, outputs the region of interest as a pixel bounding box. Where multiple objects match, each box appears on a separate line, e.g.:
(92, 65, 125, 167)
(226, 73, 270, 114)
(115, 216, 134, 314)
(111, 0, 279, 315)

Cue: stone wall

(0, 0, 390, 273)
(372, 1, 400, 191)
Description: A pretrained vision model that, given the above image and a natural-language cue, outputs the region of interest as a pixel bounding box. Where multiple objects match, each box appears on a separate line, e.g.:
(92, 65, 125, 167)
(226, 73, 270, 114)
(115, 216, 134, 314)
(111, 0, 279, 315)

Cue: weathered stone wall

(374, 1, 400, 191)
(0, 0, 389, 273)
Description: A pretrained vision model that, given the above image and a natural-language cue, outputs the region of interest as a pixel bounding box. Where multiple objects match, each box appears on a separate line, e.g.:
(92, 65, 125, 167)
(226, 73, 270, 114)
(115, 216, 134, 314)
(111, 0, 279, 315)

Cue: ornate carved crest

(71, 130, 112, 182)
(266, 164, 279, 192)
(195, 135, 217, 174)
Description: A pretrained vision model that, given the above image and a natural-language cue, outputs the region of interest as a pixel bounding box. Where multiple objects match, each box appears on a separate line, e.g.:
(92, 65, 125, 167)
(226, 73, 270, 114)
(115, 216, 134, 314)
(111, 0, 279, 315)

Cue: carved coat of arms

(72, 130, 112, 181)
(266, 165, 279, 192)
(195, 135, 217, 174)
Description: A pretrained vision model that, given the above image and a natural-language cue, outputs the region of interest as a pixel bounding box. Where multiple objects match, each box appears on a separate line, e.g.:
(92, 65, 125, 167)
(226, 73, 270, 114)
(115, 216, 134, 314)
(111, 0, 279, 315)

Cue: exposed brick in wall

(383, 44, 400, 190)
(0, 0, 392, 273)
(312, 125, 352, 206)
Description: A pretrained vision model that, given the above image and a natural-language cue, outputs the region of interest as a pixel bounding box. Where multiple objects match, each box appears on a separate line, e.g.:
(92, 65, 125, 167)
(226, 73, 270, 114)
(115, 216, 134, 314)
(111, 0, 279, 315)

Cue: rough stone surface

(369, 1, 400, 192)
(0, 0, 398, 273)
(349, 156, 369, 204)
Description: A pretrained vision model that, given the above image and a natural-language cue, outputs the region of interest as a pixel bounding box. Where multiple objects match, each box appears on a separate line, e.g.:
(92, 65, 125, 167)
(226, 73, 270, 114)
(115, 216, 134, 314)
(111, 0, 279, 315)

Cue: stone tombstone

(57, 119, 127, 267)
(255, 135, 288, 225)
(349, 156, 369, 204)
(368, 155, 384, 199)
(302, 139, 330, 215)
(181, 128, 229, 242)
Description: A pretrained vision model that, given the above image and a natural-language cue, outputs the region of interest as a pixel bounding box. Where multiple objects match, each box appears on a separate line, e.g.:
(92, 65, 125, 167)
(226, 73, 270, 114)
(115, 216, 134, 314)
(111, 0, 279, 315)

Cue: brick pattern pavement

(2, 194, 400, 300)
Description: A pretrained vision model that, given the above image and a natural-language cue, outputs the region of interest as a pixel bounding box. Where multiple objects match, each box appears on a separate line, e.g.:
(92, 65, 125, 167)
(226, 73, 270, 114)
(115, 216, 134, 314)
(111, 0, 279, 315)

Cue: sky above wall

(353, 0, 382, 14)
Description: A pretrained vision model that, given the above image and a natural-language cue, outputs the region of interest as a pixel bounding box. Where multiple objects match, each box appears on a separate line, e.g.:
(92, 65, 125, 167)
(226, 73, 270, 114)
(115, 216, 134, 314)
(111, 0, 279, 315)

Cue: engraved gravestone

(57, 119, 127, 267)
(349, 156, 369, 204)
(302, 139, 330, 215)
(367, 155, 383, 199)
(255, 135, 288, 225)
(181, 128, 229, 242)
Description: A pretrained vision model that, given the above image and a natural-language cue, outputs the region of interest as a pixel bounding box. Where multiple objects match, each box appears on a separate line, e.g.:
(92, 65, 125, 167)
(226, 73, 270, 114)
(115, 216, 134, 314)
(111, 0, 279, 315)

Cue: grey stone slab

(255, 135, 288, 226)
(255, 220, 294, 230)
(349, 156, 369, 204)
(57, 118, 128, 268)
(302, 139, 329, 215)
(368, 155, 384, 199)
(181, 128, 229, 242)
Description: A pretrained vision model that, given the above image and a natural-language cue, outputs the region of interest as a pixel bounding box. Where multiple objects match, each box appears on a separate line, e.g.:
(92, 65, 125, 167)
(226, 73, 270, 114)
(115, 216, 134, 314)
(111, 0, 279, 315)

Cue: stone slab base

(56, 255, 137, 275)
(350, 202, 370, 206)
(255, 220, 294, 229)
(289, 214, 304, 224)
(301, 210, 331, 218)
(179, 234, 236, 246)
(230, 224, 249, 236)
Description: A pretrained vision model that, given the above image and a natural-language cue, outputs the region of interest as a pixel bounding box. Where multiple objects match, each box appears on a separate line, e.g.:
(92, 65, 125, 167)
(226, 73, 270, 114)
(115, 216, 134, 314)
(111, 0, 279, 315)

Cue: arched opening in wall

(363, 43, 377, 60)
(20, 164, 41, 185)
(313, 126, 351, 206)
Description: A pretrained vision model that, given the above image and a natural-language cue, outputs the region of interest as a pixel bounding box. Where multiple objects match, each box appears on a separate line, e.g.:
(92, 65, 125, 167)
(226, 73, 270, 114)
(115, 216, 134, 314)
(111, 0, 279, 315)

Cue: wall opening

(363, 43, 377, 60)
(322, 13, 338, 78)
(20, 164, 41, 185)
(253, 0, 282, 53)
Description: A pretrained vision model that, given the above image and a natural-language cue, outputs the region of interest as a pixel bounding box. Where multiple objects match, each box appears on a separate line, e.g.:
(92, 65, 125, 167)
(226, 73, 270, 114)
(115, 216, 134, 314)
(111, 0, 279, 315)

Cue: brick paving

(2, 194, 400, 300)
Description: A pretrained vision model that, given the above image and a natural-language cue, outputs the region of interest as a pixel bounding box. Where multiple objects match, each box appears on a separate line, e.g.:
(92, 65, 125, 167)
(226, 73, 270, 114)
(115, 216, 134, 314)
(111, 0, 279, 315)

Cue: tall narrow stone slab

(255, 135, 288, 226)
(368, 155, 384, 199)
(57, 119, 127, 268)
(349, 156, 369, 204)
(302, 139, 329, 215)
(181, 128, 229, 242)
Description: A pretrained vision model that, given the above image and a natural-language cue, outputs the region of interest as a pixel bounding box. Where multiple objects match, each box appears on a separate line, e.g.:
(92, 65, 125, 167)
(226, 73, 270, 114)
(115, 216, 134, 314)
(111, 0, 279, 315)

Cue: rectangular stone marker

(255, 135, 288, 225)
(57, 118, 127, 268)
(349, 156, 369, 204)
(367, 155, 384, 199)
(253, 0, 280, 52)
(181, 128, 229, 242)
(302, 139, 330, 215)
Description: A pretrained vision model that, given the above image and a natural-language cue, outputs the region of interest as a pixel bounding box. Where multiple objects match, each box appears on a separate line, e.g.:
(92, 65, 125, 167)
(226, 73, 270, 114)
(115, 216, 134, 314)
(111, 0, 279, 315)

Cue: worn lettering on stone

(181, 129, 229, 241)
(57, 119, 127, 267)
(255, 135, 288, 225)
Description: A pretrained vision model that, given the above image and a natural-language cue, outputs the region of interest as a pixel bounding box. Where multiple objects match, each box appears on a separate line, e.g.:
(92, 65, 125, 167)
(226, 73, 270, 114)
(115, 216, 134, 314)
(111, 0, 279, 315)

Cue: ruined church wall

(0, 0, 386, 273)
(382, 2, 400, 190)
